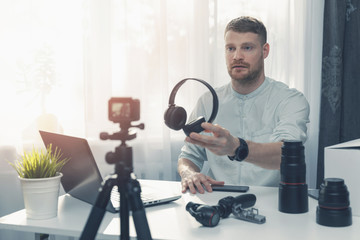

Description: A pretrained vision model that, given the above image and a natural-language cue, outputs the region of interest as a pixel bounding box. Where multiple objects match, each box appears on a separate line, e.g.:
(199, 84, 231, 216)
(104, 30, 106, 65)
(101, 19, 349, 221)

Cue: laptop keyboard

(110, 186, 158, 206)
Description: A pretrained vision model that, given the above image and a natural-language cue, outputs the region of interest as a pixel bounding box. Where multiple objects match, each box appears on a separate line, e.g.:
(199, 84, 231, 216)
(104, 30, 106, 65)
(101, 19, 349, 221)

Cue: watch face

(236, 138, 249, 161)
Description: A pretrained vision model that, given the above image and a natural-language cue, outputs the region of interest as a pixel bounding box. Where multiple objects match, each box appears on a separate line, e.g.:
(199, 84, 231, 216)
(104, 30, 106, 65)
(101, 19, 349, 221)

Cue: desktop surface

(0, 179, 359, 240)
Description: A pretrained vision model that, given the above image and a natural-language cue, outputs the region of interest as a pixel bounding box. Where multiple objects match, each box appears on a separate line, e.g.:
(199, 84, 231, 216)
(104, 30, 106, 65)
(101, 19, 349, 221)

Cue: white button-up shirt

(179, 77, 310, 186)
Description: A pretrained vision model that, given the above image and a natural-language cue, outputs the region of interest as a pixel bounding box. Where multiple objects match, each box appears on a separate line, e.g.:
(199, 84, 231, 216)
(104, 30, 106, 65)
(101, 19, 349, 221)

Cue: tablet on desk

(211, 185, 249, 193)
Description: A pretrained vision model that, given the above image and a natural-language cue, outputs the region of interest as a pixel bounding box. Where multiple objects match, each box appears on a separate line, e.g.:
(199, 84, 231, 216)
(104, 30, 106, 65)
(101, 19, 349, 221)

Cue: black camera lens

(278, 141, 308, 213)
(316, 178, 352, 227)
(280, 141, 306, 184)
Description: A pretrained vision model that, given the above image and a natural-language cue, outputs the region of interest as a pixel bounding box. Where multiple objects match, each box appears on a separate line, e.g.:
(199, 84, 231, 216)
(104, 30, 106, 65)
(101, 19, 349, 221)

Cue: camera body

(108, 97, 140, 123)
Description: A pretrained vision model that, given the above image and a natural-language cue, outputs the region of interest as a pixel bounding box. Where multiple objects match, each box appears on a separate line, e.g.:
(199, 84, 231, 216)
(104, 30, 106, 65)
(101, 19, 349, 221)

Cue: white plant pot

(19, 172, 62, 220)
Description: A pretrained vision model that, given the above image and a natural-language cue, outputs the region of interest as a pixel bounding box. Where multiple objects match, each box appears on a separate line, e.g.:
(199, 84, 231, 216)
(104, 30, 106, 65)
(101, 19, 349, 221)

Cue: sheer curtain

(0, 0, 323, 186)
(85, 0, 324, 185)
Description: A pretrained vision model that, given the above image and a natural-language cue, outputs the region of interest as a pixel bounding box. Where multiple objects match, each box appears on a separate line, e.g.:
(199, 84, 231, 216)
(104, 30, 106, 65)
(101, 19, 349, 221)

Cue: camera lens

(280, 141, 306, 184)
(316, 178, 352, 227)
(278, 140, 308, 213)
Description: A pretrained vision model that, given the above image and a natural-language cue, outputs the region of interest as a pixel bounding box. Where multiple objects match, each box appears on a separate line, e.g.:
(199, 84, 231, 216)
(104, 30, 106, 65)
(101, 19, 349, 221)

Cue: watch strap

(228, 138, 249, 162)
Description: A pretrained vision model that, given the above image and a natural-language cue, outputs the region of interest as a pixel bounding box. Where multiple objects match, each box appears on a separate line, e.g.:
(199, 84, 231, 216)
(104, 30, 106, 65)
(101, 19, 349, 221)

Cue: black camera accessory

(228, 138, 249, 162)
(164, 78, 219, 136)
(108, 97, 140, 123)
(316, 178, 352, 227)
(278, 140, 308, 214)
(80, 98, 151, 240)
(186, 194, 265, 227)
(185, 202, 221, 227)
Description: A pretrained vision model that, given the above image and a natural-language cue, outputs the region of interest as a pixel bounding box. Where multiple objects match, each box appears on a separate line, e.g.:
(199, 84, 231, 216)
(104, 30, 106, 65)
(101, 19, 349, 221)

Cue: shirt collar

(231, 77, 269, 100)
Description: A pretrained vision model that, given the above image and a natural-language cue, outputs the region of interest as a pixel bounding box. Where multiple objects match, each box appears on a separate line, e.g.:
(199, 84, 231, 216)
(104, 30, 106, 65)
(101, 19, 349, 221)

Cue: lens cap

(316, 178, 352, 227)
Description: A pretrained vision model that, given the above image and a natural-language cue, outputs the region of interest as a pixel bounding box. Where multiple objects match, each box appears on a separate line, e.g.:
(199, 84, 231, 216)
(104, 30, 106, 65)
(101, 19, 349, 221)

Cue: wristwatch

(228, 138, 249, 162)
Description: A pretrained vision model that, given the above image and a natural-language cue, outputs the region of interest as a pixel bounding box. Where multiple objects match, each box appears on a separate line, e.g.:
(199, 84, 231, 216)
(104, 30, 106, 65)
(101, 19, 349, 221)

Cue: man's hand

(185, 122, 240, 157)
(180, 170, 225, 194)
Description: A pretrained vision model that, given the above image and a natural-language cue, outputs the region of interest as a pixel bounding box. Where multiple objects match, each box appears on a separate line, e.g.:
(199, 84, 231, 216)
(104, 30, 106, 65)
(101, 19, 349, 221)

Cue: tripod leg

(132, 208, 152, 240)
(119, 182, 129, 240)
(80, 178, 116, 240)
(127, 179, 152, 240)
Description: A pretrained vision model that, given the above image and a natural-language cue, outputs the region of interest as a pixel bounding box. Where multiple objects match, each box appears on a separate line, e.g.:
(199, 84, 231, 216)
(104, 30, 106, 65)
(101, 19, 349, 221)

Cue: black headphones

(164, 78, 219, 136)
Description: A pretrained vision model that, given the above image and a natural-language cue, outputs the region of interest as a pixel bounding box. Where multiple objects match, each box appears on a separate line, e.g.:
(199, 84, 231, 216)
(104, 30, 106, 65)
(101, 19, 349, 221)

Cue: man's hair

(225, 16, 267, 45)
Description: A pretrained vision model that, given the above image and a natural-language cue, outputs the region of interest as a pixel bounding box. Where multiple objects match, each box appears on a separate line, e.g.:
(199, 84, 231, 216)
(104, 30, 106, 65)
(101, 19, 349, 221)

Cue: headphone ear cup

(164, 106, 187, 130)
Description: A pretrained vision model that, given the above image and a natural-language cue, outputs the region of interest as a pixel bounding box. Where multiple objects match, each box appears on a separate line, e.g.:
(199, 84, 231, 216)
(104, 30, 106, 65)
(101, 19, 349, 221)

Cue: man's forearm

(178, 158, 200, 178)
(245, 141, 283, 170)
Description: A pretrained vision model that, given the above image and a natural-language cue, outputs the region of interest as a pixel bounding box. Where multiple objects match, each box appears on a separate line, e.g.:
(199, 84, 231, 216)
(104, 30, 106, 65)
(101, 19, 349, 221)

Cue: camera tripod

(79, 121, 152, 240)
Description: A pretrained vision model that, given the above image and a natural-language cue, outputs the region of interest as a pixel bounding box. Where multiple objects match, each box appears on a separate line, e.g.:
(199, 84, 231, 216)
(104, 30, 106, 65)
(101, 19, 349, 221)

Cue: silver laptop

(39, 130, 181, 213)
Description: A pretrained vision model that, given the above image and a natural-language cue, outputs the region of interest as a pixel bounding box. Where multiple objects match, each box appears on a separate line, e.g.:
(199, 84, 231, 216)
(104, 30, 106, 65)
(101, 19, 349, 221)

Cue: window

(0, 0, 323, 185)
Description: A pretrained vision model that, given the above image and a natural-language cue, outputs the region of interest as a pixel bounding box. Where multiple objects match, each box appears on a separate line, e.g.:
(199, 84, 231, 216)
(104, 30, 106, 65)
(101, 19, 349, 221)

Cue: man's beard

(229, 60, 263, 85)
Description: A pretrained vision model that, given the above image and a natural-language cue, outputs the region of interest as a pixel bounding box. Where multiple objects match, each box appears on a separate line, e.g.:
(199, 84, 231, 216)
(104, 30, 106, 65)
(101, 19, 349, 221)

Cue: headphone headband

(168, 78, 218, 124)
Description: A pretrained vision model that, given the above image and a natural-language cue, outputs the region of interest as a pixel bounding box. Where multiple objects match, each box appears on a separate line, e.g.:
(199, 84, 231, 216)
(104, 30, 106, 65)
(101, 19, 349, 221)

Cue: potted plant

(9, 144, 69, 219)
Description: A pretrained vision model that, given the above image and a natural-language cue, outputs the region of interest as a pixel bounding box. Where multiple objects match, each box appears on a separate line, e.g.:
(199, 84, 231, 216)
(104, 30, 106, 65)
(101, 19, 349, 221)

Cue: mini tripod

(79, 120, 152, 240)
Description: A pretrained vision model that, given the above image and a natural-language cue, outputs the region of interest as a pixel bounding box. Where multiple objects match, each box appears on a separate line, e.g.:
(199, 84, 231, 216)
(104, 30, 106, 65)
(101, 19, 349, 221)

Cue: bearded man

(177, 16, 310, 194)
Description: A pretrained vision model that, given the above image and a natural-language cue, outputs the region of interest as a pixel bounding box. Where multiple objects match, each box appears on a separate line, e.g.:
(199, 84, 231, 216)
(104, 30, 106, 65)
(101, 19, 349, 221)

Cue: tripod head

(100, 97, 144, 167)
(100, 122, 145, 145)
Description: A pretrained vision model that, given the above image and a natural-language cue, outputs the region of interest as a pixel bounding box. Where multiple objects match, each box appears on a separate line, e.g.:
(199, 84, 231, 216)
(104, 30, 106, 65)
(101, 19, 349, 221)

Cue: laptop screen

(39, 130, 105, 209)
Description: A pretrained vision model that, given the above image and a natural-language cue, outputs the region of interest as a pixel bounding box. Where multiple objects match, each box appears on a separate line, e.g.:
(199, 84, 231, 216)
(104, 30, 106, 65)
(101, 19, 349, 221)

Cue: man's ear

(263, 43, 270, 59)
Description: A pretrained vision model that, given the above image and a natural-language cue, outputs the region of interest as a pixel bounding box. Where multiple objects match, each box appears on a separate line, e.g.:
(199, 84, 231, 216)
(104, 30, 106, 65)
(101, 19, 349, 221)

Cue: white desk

(0, 180, 359, 240)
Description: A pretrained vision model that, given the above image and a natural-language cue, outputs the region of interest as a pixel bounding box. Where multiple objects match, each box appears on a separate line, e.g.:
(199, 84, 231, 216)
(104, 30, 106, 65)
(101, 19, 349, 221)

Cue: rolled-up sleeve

(270, 90, 310, 143)
(178, 141, 206, 170)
